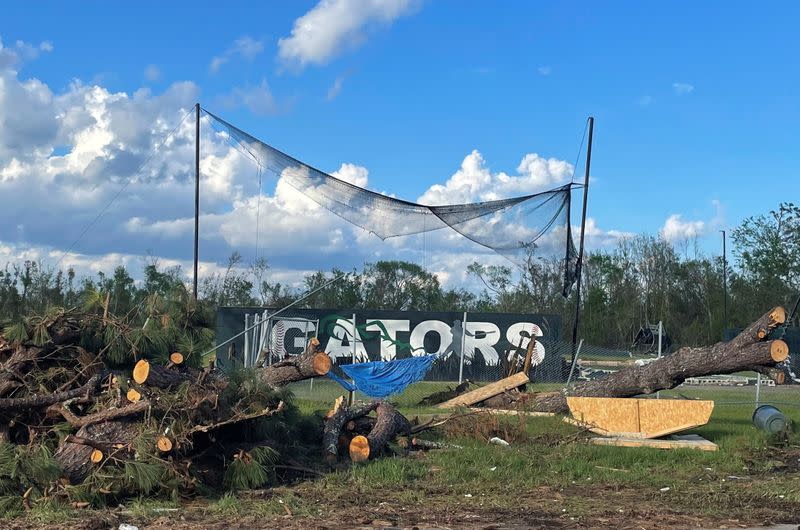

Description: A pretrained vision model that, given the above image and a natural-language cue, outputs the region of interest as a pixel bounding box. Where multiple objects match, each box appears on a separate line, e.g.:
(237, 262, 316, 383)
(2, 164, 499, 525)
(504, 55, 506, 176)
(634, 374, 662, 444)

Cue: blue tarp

(328, 355, 437, 398)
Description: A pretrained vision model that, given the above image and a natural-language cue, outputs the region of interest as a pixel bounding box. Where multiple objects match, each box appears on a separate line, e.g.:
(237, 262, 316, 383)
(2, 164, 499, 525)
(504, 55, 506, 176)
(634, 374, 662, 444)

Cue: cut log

(55, 420, 141, 483)
(157, 436, 173, 452)
(126, 388, 141, 403)
(132, 360, 150, 384)
(349, 403, 411, 462)
(169, 352, 184, 365)
(259, 351, 331, 387)
(322, 401, 380, 464)
(436, 372, 529, 409)
(134, 362, 197, 389)
(90, 449, 103, 463)
(530, 307, 789, 414)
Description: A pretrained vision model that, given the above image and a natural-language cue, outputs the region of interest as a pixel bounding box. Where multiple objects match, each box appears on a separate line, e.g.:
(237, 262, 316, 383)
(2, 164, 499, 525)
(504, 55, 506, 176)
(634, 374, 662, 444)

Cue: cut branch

(0, 375, 100, 412)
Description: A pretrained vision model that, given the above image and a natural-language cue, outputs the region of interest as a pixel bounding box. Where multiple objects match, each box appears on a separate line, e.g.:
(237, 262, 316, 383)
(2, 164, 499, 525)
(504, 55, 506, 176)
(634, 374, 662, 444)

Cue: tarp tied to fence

(204, 109, 579, 295)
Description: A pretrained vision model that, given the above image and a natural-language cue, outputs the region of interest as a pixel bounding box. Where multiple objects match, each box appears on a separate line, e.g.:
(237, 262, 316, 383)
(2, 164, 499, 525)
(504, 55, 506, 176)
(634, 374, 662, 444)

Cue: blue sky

(0, 0, 798, 286)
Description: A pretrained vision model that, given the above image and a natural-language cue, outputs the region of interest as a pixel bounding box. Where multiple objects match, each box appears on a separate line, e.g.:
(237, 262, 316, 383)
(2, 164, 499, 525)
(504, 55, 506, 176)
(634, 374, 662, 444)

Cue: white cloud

(278, 0, 417, 70)
(537, 66, 551, 76)
(0, 36, 53, 70)
(660, 214, 705, 242)
(217, 80, 280, 115)
(326, 74, 347, 101)
(582, 218, 632, 248)
(331, 163, 369, 187)
(0, 36, 630, 292)
(672, 82, 694, 95)
(417, 149, 573, 205)
(209, 35, 264, 73)
(144, 64, 161, 81)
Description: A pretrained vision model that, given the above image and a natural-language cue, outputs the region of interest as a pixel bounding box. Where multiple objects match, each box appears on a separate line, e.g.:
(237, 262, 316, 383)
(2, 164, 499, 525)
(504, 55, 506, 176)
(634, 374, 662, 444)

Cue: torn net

(203, 109, 579, 295)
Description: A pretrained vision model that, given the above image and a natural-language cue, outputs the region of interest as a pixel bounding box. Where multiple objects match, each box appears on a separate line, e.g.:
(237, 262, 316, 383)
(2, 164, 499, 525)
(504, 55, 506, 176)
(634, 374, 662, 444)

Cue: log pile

(0, 308, 332, 508)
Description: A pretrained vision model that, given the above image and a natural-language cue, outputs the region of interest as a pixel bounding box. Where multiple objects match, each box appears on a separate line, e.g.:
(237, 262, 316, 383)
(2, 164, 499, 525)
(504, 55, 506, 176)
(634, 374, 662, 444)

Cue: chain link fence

(227, 308, 799, 411)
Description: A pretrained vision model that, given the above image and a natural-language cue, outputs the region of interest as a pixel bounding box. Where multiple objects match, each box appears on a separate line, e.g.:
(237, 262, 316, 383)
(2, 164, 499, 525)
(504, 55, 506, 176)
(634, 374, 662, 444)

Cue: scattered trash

(489, 436, 510, 446)
(489, 466, 497, 471)
(119, 524, 139, 530)
(659, 487, 670, 492)
(464, 493, 473, 498)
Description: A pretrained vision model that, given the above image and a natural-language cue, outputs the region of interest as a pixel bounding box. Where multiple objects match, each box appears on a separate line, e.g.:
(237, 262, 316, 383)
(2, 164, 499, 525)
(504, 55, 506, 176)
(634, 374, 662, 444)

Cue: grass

(7, 384, 800, 528)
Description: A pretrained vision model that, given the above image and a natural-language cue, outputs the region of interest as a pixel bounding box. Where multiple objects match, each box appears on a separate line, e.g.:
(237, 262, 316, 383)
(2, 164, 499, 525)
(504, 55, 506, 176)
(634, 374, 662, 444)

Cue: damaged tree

(530, 307, 790, 413)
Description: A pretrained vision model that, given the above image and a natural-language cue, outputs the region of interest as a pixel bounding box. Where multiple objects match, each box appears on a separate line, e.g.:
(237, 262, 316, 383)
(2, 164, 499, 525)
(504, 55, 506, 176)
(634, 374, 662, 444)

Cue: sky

(0, 0, 798, 289)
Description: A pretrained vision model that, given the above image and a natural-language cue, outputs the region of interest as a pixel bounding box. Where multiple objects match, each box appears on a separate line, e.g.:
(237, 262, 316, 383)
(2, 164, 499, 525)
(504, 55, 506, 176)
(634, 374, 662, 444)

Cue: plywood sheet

(589, 434, 718, 451)
(566, 397, 714, 439)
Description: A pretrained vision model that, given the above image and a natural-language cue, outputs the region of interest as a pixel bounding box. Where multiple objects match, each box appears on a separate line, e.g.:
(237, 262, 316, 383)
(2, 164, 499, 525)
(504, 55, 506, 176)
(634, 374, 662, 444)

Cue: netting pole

(570, 117, 594, 365)
(565, 339, 583, 390)
(755, 373, 762, 408)
(193, 103, 200, 300)
(656, 321, 663, 399)
(348, 313, 357, 405)
(458, 312, 468, 384)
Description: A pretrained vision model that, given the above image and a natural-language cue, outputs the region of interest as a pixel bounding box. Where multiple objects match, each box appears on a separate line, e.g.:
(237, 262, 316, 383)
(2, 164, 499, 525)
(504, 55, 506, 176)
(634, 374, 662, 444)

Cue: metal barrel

(752, 405, 787, 433)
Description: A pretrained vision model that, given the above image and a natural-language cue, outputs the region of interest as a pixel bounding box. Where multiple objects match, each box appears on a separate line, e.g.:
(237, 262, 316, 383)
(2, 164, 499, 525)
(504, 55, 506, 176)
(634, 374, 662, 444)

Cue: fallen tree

(0, 305, 333, 506)
(529, 307, 789, 413)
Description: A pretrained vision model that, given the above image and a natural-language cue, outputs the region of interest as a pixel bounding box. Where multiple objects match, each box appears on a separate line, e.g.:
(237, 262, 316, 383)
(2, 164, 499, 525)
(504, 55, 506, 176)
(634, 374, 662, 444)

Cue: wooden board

(589, 434, 718, 451)
(566, 397, 714, 439)
(436, 372, 529, 409)
(469, 408, 555, 417)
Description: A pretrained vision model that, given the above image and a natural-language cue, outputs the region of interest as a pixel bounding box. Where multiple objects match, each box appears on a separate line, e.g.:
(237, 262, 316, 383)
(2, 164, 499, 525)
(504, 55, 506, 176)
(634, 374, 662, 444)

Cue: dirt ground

(5, 483, 800, 530)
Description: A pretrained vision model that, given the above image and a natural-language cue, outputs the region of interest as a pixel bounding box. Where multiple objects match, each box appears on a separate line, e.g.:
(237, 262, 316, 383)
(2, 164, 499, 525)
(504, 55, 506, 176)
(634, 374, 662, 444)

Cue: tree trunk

(323, 401, 380, 464)
(349, 403, 411, 462)
(259, 352, 331, 387)
(529, 307, 789, 413)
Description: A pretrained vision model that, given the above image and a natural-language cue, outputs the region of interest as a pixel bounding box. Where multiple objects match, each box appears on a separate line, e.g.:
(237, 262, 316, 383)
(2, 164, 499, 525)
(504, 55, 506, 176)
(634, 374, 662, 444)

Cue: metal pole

(458, 311, 468, 384)
(755, 373, 762, 407)
(565, 339, 584, 390)
(193, 103, 200, 300)
(348, 313, 357, 405)
(721, 230, 728, 332)
(570, 117, 595, 356)
(656, 321, 663, 399)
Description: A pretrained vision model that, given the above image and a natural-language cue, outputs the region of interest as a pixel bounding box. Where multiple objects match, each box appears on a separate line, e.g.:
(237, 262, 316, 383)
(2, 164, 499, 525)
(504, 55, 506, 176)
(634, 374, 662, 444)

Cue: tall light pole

(721, 230, 728, 332)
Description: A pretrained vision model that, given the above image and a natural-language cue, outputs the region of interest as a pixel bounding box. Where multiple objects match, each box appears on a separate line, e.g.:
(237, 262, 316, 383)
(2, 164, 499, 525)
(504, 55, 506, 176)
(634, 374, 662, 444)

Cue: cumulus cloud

(278, 0, 417, 70)
(0, 36, 624, 291)
(672, 82, 694, 95)
(331, 163, 369, 187)
(417, 149, 573, 205)
(660, 214, 705, 242)
(209, 36, 264, 73)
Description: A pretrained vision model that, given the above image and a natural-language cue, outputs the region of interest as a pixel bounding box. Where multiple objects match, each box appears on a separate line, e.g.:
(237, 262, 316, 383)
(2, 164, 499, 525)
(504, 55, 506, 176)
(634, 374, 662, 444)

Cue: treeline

(0, 203, 796, 350)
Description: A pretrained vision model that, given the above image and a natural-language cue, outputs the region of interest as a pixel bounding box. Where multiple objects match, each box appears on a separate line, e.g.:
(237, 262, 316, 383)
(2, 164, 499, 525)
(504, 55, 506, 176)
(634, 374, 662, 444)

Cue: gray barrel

(752, 405, 787, 433)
